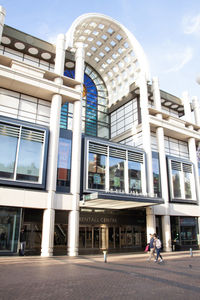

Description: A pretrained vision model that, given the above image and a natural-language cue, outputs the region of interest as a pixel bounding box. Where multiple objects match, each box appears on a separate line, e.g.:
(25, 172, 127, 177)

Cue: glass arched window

(60, 65, 109, 139)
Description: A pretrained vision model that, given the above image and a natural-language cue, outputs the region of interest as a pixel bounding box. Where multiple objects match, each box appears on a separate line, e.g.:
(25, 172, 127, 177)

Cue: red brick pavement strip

(0, 251, 200, 300)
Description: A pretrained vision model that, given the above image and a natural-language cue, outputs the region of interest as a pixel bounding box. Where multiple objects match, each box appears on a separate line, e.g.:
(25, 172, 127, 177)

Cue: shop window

(85, 137, 146, 195)
(0, 206, 21, 254)
(109, 147, 125, 192)
(128, 151, 143, 194)
(167, 157, 196, 203)
(0, 117, 48, 189)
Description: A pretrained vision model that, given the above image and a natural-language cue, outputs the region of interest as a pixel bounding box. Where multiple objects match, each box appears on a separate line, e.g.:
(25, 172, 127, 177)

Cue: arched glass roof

(66, 13, 150, 107)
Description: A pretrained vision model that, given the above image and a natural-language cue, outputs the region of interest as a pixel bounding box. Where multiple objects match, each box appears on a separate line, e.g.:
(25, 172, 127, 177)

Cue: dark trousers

(156, 248, 162, 260)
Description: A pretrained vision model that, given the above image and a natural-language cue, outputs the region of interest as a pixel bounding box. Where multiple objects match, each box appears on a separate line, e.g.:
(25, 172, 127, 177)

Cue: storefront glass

(0, 206, 21, 254)
(171, 216, 198, 250)
(79, 209, 146, 253)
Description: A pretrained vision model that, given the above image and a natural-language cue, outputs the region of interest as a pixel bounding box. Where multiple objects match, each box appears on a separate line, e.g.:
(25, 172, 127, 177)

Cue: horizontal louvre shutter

(171, 161, 181, 171)
(128, 151, 143, 163)
(0, 122, 20, 138)
(183, 163, 192, 173)
(89, 142, 107, 155)
(110, 147, 126, 159)
(21, 127, 44, 143)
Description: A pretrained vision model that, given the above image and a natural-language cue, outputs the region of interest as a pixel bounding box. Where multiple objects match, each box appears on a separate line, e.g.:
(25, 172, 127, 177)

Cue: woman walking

(154, 233, 163, 262)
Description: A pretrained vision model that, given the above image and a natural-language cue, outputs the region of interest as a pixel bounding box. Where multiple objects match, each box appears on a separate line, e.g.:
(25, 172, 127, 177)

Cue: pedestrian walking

(154, 233, 163, 262)
(147, 233, 156, 261)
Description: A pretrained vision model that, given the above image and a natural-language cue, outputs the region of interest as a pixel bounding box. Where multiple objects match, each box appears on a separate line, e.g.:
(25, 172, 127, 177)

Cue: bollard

(190, 248, 193, 257)
(103, 250, 107, 263)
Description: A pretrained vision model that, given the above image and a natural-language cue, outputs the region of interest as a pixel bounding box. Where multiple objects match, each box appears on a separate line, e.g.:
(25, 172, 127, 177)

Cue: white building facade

(0, 6, 200, 256)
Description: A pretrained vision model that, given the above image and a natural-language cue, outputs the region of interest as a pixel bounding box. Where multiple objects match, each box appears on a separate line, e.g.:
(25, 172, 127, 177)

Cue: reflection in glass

(0, 207, 21, 253)
(109, 157, 124, 192)
(172, 169, 181, 198)
(88, 153, 106, 190)
(57, 138, 71, 191)
(16, 139, 42, 181)
(152, 153, 161, 197)
(128, 161, 141, 193)
(62, 66, 109, 138)
(184, 172, 192, 199)
(0, 135, 18, 179)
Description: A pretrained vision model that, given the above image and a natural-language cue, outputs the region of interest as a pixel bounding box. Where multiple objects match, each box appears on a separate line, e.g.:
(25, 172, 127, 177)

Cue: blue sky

(2, 0, 200, 99)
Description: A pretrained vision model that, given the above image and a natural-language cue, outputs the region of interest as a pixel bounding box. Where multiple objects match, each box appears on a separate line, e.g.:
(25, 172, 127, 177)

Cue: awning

(81, 192, 164, 209)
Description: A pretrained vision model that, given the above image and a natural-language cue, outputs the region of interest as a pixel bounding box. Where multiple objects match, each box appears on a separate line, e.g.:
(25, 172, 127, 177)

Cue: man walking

(148, 233, 156, 261)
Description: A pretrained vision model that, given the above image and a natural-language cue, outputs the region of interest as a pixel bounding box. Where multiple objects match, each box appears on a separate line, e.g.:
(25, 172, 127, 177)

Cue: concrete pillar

(188, 137, 200, 204)
(192, 96, 200, 126)
(139, 73, 153, 196)
(68, 42, 84, 256)
(197, 217, 200, 248)
(146, 207, 156, 238)
(0, 6, 6, 43)
(152, 77, 161, 114)
(162, 215, 171, 252)
(41, 34, 65, 257)
(182, 91, 192, 122)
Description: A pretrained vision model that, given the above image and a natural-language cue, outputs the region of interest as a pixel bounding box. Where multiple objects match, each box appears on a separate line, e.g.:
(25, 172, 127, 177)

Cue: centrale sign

(80, 216, 117, 224)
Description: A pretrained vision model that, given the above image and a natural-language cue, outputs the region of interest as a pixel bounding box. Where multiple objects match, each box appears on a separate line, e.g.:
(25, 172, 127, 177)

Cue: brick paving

(0, 251, 200, 300)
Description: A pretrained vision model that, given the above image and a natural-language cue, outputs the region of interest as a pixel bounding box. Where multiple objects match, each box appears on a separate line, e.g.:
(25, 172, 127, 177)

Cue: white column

(0, 6, 6, 43)
(197, 217, 200, 248)
(153, 76, 171, 251)
(146, 207, 156, 237)
(162, 215, 171, 252)
(41, 34, 65, 257)
(152, 77, 161, 114)
(139, 73, 153, 195)
(188, 137, 200, 204)
(192, 96, 200, 126)
(68, 42, 84, 257)
(182, 91, 192, 122)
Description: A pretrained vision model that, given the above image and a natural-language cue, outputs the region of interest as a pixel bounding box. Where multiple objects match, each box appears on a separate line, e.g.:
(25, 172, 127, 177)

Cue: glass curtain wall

(61, 65, 109, 139)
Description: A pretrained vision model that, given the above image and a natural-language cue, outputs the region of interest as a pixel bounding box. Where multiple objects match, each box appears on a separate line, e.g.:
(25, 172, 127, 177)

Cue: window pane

(57, 138, 72, 190)
(128, 161, 141, 193)
(16, 139, 42, 182)
(184, 172, 192, 199)
(88, 153, 106, 190)
(172, 169, 181, 198)
(109, 157, 124, 192)
(152, 154, 161, 197)
(0, 135, 18, 179)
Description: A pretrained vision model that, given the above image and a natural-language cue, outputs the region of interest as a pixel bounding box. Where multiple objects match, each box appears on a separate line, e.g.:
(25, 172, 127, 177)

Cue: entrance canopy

(81, 192, 164, 210)
(65, 13, 150, 106)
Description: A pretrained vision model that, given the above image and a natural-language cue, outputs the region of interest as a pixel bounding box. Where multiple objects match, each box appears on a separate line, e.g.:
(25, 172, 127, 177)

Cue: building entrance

(79, 208, 146, 254)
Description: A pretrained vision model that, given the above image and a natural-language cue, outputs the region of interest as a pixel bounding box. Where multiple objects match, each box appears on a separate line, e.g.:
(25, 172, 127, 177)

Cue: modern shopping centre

(0, 6, 200, 256)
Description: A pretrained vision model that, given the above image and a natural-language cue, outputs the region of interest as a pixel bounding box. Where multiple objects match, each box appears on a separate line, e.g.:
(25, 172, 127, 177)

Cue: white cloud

(183, 14, 200, 35)
(164, 47, 193, 73)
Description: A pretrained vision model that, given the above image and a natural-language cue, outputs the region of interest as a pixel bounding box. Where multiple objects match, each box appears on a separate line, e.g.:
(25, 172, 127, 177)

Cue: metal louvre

(128, 151, 143, 163)
(183, 163, 192, 173)
(171, 161, 182, 171)
(21, 128, 44, 143)
(110, 147, 126, 159)
(0, 122, 20, 138)
(89, 142, 107, 155)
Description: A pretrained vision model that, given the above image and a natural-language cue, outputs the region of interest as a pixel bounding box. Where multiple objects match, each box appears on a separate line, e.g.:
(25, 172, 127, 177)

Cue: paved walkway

(0, 250, 200, 300)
